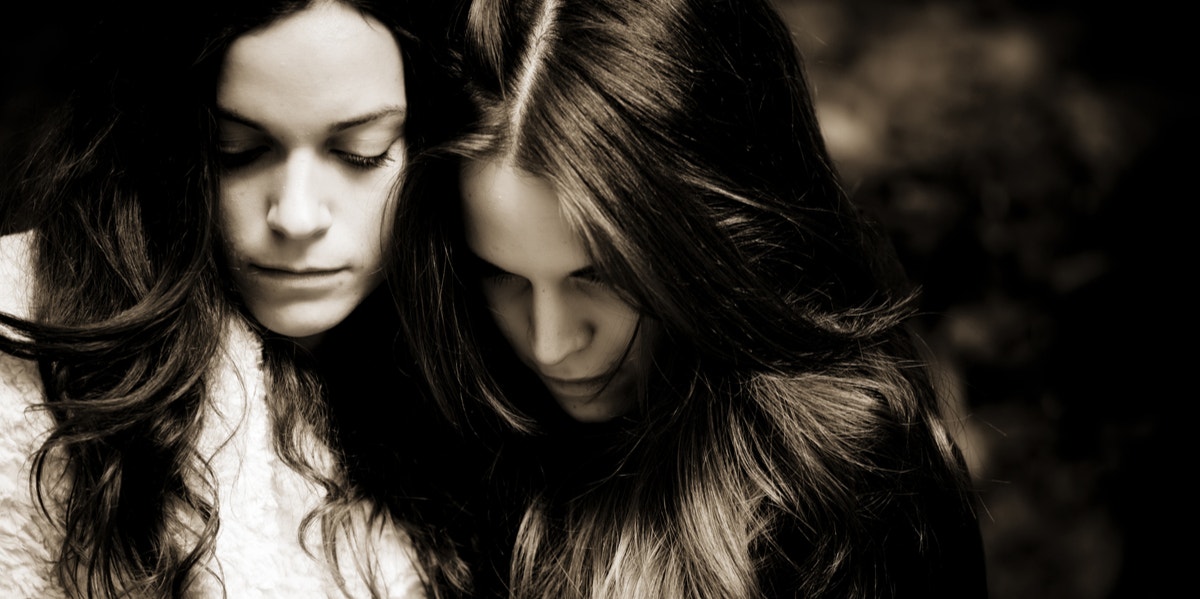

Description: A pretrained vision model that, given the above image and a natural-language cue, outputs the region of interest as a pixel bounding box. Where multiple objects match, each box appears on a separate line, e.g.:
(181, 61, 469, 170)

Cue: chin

(557, 396, 631, 424)
(249, 302, 355, 343)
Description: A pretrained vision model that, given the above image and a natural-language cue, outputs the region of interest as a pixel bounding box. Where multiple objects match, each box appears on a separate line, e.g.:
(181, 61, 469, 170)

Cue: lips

(252, 264, 345, 275)
(543, 373, 608, 386)
(249, 264, 349, 280)
(241, 263, 351, 290)
(538, 371, 617, 399)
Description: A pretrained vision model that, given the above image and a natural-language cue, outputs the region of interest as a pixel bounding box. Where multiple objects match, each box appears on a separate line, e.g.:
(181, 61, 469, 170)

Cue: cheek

(483, 294, 529, 351)
(217, 182, 256, 243)
(350, 172, 401, 229)
(596, 299, 640, 346)
(356, 171, 399, 211)
(604, 318, 641, 356)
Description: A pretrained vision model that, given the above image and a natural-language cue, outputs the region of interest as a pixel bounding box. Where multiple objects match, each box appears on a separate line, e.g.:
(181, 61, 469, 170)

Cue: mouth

(252, 264, 346, 276)
(245, 264, 349, 287)
(543, 373, 608, 386)
(539, 371, 616, 399)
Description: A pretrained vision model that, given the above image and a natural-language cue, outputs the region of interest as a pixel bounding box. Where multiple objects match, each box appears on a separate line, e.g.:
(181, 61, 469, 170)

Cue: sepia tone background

(2, 1, 1179, 597)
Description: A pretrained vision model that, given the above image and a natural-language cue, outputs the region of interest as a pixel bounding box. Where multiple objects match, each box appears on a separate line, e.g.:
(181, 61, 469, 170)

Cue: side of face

(216, 2, 408, 349)
(460, 159, 646, 423)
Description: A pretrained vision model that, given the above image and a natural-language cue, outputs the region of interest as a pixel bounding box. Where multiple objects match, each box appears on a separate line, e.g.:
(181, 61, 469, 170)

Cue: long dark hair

(394, 0, 985, 596)
(0, 1, 463, 596)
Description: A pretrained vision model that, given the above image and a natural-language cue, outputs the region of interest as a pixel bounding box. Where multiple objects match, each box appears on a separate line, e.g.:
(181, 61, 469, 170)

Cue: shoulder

(0, 230, 51, 450)
(0, 232, 63, 597)
(0, 371, 61, 598)
(0, 231, 64, 597)
(0, 229, 36, 320)
(0, 228, 49, 467)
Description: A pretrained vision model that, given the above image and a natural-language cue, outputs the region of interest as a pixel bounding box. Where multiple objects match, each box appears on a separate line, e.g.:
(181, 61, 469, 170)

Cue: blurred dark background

(773, 1, 1181, 597)
(1, 1, 1181, 597)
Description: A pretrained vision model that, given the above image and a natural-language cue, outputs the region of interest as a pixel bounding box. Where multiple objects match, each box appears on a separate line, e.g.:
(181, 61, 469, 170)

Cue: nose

(528, 286, 590, 367)
(266, 151, 332, 239)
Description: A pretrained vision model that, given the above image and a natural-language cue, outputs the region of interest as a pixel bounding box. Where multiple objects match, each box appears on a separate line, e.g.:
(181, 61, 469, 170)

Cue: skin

(216, 1, 407, 349)
(461, 159, 646, 423)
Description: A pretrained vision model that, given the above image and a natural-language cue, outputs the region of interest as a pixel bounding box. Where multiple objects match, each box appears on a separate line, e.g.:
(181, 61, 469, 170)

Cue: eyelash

(576, 270, 612, 288)
(481, 271, 614, 292)
(333, 149, 394, 170)
(218, 147, 268, 169)
(470, 253, 616, 292)
(481, 271, 520, 286)
(217, 146, 394, 171)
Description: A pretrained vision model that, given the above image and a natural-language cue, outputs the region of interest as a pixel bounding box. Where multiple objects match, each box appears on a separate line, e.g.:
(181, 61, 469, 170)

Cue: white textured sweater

(0, 231, 425, 598)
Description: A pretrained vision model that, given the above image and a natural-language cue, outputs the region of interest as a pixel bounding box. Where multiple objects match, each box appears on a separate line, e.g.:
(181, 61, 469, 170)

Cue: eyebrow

(466, 250, 596, 279)
(214, 105, 408, 133)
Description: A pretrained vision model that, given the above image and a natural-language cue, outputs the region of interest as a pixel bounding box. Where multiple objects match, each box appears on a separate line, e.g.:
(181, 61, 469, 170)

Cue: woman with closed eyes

(394, 0, 990, 596)
(0, 1, 473, 597)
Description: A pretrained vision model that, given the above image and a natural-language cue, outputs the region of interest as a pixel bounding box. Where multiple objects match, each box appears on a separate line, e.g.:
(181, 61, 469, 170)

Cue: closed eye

(468, 253, 524, 285)
(219, 146, 269, 169)
(571, 266, 613, 290)
(333, 149, 394, 170)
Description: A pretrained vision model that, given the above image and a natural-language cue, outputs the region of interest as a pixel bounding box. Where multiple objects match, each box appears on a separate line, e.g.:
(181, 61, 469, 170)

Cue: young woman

(0, 1, 470, 597)
(394, 0, 989, 596)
